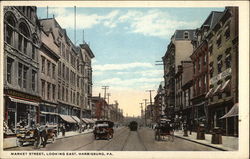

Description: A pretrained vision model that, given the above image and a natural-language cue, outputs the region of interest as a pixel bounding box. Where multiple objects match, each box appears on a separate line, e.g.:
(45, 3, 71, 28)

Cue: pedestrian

(41, 126, 48, 148)
(33, 124, 41, 149)
(62, 124, 66, 136)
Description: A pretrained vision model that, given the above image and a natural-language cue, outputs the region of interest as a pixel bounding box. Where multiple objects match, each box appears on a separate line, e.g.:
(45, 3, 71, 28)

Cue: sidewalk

(3, 129, 93, 150)
(174, 130, 238, 151)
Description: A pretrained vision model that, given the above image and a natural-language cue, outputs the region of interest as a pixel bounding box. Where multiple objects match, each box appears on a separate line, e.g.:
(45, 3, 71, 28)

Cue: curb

(4, 131, 93, 150)
(174, 135, 228, 151)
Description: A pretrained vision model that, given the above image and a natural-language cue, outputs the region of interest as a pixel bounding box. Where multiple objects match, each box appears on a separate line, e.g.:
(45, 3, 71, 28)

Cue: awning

(71, 116, 81, 123)
(213, 84, 222, 95)
(59, 114, 77, 123)
(87, 119, 95, 123)
(220, 80, 230, 92)
(220, 103, 238, 119)
(81, 118, 90, 123)
(193, 102, 205, 107)
(205, 88, 213, 98)
(9, 97, 39, 106)
(40, 111, 58, 115)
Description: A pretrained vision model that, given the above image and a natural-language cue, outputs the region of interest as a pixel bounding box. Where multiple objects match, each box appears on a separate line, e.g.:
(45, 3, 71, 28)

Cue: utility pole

(102, 86, 109, 100)
(139, 103, 143, 119)
(143, 99, 148, 126)
(146, 90, 154, 105)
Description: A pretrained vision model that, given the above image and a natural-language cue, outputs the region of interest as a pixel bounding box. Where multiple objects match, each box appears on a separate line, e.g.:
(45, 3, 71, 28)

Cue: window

(41, 80, 45, 98)
(184, 31, 189, 39)
(58, 61, 61, 77)
(62, 86, 65, 101)
(62, 64, 65, 79)
(47, 61, 51, 77)
(217, 55, 223, 73)
(47, 83, 51, 100)
(52, 85, 56, 100)
(32, 37, 37, 60)
(66, 88, 68, 102)
(209, 45, 213, 56)
(5, 16, 15, 45)
(18, 63, 22, 87)
(18, 63, 28, 88)
(224, 23, 230, 39)
(41, 56, 45, 73)
(52, 64, 56, 79)
(31, 70, 36, 91)
(216, 34, 222, 47)
(62, 44, 65, 58)
(18, 23, 30, 54)
(58, 85, 61, 100)
(18, 34, 23, 51)
(7, 57, 13, 84)
(225, 48, 232, 68)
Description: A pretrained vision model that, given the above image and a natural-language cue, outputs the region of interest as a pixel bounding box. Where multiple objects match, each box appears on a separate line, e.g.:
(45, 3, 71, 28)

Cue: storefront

(39, 102, 58, 126)
(4, 89, 40, 135)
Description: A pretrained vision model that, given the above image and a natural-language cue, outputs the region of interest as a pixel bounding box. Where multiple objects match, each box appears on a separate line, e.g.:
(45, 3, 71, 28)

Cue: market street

(6, 127, 218, 151)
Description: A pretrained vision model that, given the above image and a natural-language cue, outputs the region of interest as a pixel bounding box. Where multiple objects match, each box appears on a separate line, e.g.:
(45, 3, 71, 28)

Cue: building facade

(162, 29, 195, 120)
(206, 7, 238, 136)
(4, 6, 41, 134)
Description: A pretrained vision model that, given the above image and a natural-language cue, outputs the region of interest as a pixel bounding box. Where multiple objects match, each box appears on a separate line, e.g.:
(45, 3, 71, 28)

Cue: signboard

(209, 68, 231, 84)
(4, 89, 41, 102)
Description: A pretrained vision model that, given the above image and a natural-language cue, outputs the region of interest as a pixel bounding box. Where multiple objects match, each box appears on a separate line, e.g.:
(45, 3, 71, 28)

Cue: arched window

(18, 22, 30, 54)
(5, 15, 15, 45)
(184, 31, 189, 39)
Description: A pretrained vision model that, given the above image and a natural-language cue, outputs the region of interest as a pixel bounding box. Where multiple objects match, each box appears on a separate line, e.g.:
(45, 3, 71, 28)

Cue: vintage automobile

(93, 120, 114, 140)
(16, 125, 57, 147)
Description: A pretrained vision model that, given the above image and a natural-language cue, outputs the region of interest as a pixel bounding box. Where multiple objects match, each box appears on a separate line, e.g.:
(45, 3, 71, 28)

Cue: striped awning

(81, 118, 90, 123)
(205, 88, 214, 98)
(220, 80, 230, 92)
(213, 84, 222, 95)
(220, 103, 238, 119)
(59, 114, 77, 123)
(72, 116, 81, 123)
(9, 97, 39, 106)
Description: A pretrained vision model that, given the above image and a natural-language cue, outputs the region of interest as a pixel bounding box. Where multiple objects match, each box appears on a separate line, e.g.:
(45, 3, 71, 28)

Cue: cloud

(47, 8, 199, 39)
(93, 62, 154, 71)
(119, 9, 199, 38)
(116, 69, 163, 77)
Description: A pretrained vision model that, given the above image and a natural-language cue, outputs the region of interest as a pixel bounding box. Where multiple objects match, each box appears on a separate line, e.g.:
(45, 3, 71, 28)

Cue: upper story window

(184, 31, 189, 39)
(52, 63, 56, 79)
(7, 57, 14, 84)
(216, 34, 222, 48)
(5, 15, 15, 45)
(31, 70, 36, 91)
(47, 60, 51, 77)
(18, 22, 30, 54)
(32, 36, 38, 60)
(217, 55, 223, 73)
(224, 22, 231, 40)
(41, 56, 45, 73)
(225, 48, 232, 68)
(18, 63, 28, 88)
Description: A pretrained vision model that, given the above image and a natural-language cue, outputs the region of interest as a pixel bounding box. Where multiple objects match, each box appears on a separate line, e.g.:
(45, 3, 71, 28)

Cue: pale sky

(37, 7, 224, 117)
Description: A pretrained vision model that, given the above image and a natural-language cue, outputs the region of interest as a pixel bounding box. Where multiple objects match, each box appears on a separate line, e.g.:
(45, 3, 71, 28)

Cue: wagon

(154, 121, 174, 142)
(93, 120, 114, 140)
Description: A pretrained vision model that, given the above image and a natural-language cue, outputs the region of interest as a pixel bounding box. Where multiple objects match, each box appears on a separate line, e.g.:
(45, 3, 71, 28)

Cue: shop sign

(210, 68, 232, 84)
(4, 89, 41, 102)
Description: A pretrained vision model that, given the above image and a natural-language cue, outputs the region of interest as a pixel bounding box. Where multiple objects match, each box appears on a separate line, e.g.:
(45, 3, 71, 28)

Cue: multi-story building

(206, 7, 238, 136)
(154, 81, 165, 122)
(190, 11, 223, 130)
(39, 27, 60, 126)
(4, 6, 41, 134)
(175, 60, 193, 126)
(162, 29, 195, 120)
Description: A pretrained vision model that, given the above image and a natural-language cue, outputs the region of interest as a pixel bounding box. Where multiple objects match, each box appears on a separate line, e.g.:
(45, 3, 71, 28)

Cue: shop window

(7, 57, 14, 84)
(31, 70, 36, 91)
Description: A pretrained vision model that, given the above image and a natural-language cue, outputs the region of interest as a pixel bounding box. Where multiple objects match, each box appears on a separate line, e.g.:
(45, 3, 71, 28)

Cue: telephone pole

(146, 90, 154, 105)
(102, 86, 109, 100)
(139, 103, 143, 119)
(107, 93, 111, 105)
(143, 99, 148, 126)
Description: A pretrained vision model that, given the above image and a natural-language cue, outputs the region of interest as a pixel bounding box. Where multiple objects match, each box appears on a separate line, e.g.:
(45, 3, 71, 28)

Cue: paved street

(6, 127, 218, 151)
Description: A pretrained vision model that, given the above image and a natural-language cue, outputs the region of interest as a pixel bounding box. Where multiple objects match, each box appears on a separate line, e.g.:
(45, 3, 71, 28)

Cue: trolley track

(137, 130, 148, 151)
(120, 131, 131, 151)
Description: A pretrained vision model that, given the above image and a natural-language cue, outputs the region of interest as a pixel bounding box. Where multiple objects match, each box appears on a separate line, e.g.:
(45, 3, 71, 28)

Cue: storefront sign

(4, 89, 41, 102)
(210, 68, 232, 84)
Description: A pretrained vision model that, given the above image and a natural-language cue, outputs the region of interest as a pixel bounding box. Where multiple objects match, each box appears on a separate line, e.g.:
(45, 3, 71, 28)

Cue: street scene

(3, 5, 240, 153)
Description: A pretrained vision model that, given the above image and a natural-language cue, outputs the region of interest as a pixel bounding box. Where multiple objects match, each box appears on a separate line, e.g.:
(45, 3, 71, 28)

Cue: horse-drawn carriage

(154, 119, 174, 142)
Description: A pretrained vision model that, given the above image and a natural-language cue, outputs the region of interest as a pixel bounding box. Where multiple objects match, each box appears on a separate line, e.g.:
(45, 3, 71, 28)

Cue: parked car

(93, 120, 114, 140)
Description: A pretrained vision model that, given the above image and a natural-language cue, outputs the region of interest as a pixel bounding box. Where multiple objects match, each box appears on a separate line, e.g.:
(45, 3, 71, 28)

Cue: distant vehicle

(129, 121, 138, 131)
(93, 120, 114, 140)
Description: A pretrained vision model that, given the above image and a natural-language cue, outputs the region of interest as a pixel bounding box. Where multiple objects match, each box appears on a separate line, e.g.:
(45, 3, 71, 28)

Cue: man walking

(41, 126, 48, 148)
(33, 124, 41, 149)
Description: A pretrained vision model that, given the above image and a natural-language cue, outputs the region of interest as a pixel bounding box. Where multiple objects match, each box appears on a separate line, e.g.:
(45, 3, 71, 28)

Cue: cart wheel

(51, 136, 56, 143)
(16, 138, 23, 147)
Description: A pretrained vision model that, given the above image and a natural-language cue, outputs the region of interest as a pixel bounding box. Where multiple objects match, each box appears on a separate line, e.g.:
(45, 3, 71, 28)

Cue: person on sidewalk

(33, 124, 41, 149)
(41, 126, 48, 148)
(61, 124, 66, 136)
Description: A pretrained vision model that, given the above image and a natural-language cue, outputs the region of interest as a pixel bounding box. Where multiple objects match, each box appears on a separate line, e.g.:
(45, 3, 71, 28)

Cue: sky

(37, 7, 224, 117)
